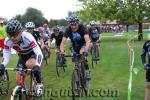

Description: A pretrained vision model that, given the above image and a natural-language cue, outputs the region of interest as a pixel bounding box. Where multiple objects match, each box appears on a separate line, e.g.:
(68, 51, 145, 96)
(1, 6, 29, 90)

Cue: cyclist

(25, 22, 48, 48)
(88, 21, 101, 60)
(43, 23, 51, 36)
(0, 20, 7, 52)
(60, 15, 91, 80)
(141, 39, 150, 100)
(0, 19, 43, 96)
(25, 22, 42, 42)
(50, 26, 66, 67)
(37, 26, 50, 56)
(50, 26, 64, 52)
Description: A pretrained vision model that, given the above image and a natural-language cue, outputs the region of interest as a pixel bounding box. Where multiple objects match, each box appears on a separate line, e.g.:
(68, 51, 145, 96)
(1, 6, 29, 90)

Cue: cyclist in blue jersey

(60, 15, 91, 80)
(88, 21, 102, 59)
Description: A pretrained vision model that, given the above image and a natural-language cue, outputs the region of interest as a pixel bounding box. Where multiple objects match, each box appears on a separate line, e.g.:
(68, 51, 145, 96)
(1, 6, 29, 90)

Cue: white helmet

(25, 22, 35, 28)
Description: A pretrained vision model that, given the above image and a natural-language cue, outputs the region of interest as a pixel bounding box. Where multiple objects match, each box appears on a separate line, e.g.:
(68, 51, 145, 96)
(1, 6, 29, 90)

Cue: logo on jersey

(72, 32, 81, 42)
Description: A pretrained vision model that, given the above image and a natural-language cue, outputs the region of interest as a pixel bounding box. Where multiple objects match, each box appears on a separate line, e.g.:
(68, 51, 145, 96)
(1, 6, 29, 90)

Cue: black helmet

(53, 26, 59, 32)
(67, 15, 80, 24)
(6, 19, 22, 36)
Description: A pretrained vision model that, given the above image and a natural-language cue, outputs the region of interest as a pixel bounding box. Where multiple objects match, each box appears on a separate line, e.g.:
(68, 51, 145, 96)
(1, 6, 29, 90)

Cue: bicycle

(6, 67, 42, 100)
(55, 52, 71, 77)
(0, 69, 9, 94)
(91, 41, 100, 68)
(55, 52, 66, 77)
(71, 53, 90, 100)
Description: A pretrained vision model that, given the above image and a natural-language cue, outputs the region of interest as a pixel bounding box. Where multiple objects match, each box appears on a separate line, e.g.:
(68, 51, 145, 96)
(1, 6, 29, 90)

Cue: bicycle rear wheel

(0, 70, 9, 94)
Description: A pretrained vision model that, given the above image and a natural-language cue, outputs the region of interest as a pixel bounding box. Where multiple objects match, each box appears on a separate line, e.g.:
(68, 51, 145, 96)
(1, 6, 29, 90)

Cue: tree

(15, 7, 48, 27)
(48, 19, 68, 28)
(77, 0, 150, 40)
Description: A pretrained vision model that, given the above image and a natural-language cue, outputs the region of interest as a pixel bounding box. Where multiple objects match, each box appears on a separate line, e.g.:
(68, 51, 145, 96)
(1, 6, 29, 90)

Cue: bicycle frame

(71, 53, 88, 100)
(6, 68, 33, 100)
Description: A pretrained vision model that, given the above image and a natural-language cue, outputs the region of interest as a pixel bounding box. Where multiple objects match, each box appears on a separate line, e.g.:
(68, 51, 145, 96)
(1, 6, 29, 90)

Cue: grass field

(0, 32, 148, 100)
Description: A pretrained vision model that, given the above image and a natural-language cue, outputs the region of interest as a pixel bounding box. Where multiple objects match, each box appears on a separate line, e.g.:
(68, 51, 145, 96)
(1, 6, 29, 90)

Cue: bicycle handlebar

(5, 68, 32, 72)
(64, 55, 73, 57)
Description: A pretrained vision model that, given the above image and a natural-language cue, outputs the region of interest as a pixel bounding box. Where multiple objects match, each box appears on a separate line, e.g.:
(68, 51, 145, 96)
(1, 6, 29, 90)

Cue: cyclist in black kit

(60, 15, 91, 80)
(50, 26, 63, 52)
(141, 40, 150, 100)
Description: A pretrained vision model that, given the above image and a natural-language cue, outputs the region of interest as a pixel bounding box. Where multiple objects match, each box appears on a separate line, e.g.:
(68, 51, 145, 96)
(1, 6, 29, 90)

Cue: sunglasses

(27, 27, 34, 30)
(8, 33, 18, 38)
(70, 23, 78, 26)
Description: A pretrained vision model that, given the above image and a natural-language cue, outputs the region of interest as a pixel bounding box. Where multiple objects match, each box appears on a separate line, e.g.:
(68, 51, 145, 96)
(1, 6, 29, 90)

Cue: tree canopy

(76, 0, 150, 40)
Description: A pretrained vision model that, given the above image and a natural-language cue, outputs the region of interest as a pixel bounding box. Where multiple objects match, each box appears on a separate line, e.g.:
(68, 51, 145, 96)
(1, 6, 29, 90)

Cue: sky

(0, 0, 81, 20)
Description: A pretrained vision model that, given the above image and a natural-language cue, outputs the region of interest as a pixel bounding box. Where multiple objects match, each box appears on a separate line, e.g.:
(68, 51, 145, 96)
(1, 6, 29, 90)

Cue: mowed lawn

(0, 32, 147, 100)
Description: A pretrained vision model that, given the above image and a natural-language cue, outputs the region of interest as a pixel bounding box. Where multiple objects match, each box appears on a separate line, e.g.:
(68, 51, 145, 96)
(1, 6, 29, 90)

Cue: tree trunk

(126, 24, 129, 32)
(138, 22, 143, 40)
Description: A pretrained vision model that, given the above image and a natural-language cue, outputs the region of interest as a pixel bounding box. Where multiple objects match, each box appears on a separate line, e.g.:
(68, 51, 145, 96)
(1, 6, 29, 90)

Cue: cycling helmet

(89, 21, 96, 26)
(6, 19, 22, 36)
(67, 15, 80, 24)
(53, 26, 59, 32)
(25, 22, 35, 28)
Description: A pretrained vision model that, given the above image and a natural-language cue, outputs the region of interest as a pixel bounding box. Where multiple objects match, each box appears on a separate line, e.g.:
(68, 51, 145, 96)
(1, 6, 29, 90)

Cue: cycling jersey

(32, 30, 41, 41)
(141, 40, 150, 65)
(64, 24, 89, 53)
(43, 27, 50, 35)
(2, 31, 43, 66)
(40, 32, 49, 44)
(88, 27, 101, 42)
(50, 31, 63, 47)
(33, 29, 49, 44)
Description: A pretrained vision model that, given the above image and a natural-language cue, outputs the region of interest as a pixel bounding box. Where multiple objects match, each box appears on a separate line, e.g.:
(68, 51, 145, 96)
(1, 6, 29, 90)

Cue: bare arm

(84, 34, 91, 51)
(60, 37, 67, 53)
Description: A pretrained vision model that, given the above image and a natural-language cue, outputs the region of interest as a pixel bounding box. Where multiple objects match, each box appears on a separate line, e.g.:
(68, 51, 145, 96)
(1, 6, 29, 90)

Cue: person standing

(0, 20, 7, 52)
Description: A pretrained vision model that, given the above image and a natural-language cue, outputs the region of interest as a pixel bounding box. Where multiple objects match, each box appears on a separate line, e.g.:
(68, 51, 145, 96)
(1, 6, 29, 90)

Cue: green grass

(0, 32, 148, 100)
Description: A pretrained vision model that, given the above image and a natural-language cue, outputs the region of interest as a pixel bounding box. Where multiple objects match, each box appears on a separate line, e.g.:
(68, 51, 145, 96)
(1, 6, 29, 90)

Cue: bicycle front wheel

(72, 69, 83, 100)
(0, 70, 9, 94)
(10, 86, 29, 100)
(91, 45, 97, 68)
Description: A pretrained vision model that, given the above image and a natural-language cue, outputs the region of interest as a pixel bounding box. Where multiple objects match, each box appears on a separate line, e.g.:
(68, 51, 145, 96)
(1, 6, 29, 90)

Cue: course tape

(127, 35, 137, 100)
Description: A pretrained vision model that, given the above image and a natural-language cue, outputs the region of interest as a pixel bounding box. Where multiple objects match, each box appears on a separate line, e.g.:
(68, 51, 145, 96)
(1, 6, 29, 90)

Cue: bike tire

(72, 68, 84, 100)
(56, 54, 61, 77)
(91, 45, 96, 68)
(43, 48, 48, 65)
(81, 62, 89, 96)
(0, 70, 9, 94)
(10, 86, 29, 100)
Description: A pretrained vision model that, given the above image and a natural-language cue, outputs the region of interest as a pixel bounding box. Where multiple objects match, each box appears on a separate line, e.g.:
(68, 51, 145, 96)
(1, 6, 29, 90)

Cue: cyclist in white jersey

(0, 19, 43, 96)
